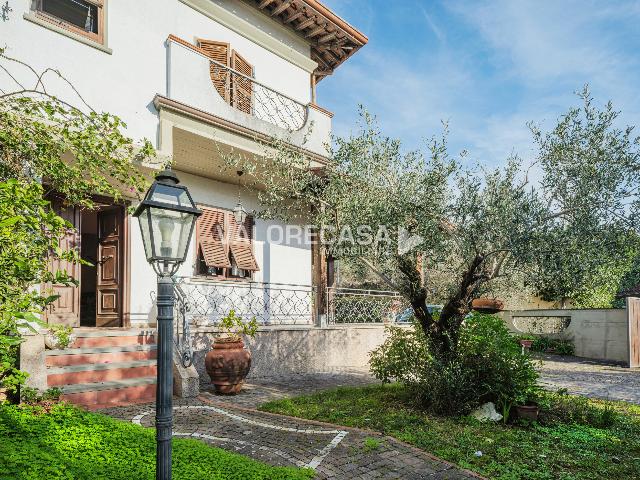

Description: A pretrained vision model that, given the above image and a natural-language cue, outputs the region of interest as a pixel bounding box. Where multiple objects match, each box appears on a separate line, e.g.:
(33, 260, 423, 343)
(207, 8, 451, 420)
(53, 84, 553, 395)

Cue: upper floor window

(32, 0, 104, 44)
(196, 206, 258, 280)
(197, 39, 254, 115)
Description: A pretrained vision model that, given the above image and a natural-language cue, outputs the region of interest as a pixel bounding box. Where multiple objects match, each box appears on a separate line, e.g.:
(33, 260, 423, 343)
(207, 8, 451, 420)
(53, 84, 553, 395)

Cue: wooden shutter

(228, 214, 259, 271)
(230, 243, 259, 271)
(198, 39, 230, 103)
(197, 208, 231, 268)
(231, 50, 253, 114)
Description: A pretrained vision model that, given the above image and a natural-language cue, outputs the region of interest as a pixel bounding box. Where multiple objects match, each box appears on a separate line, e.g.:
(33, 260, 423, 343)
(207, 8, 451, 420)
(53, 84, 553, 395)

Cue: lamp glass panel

(138, 208, 154, 261)
(149, 184, 193, 208)
(145, 207, 194, 261)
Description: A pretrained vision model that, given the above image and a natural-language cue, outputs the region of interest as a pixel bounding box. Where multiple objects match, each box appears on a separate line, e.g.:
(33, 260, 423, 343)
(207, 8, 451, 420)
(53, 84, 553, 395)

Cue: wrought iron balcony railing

(207, 60, 308, 131)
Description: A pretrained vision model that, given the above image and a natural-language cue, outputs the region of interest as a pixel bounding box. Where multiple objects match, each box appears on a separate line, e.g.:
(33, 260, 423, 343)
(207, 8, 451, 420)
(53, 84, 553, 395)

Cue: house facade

(4, 0, 368, 405)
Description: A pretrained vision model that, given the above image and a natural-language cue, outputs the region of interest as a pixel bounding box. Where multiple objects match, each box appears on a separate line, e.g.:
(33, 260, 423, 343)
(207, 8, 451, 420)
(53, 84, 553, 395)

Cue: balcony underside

(155, 96, 327, 184)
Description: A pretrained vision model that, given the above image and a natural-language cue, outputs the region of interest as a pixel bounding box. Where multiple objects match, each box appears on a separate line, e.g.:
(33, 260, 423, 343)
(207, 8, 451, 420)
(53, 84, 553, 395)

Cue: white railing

(174, 277, 315, 326)
(326, 287, 412, 324)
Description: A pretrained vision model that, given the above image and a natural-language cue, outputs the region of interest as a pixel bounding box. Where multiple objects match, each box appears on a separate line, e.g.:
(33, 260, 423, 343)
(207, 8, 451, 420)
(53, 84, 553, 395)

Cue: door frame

(44, 193, 131, 328)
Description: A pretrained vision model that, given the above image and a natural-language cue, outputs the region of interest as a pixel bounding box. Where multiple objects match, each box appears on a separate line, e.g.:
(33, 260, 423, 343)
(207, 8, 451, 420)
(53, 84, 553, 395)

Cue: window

(198, 39, 254, 115)
(196, 206, 258, 280)
(32, 0, 104, 44)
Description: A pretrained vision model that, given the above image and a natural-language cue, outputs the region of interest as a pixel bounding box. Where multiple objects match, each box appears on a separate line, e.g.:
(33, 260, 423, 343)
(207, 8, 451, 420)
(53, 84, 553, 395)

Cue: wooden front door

(96, 208, 124, 327)
(45, 197, 81, 327)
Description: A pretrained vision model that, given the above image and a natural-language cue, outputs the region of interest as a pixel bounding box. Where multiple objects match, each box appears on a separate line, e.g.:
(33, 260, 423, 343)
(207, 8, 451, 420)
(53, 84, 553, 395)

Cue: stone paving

(200, 372, 377, 408)
(537, 354, 640, 404)
(101, 374, 481, 479)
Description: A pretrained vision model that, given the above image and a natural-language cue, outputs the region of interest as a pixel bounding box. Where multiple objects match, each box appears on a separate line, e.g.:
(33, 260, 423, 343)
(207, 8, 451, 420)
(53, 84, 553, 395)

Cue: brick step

(46, 345, 158, 367)
(70, 329, 156, 349)
(47, 360, 157, 387)
(60, 377, 157, 408)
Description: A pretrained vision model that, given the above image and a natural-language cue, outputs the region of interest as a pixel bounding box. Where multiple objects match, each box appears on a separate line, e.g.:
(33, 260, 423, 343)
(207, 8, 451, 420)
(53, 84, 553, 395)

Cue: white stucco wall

(129, 170, 313, 326)
(1, 0, 316, 143)
(501, 309, 630, 364)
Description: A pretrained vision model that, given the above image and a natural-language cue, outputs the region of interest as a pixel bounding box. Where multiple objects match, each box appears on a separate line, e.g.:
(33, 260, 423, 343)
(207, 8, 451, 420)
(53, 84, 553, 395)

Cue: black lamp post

(133, 169, 201, 480)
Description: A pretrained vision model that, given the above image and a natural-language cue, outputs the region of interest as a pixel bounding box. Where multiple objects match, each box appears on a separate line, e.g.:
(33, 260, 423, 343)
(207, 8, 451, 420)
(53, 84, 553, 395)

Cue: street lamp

(133, 169, 201, 480)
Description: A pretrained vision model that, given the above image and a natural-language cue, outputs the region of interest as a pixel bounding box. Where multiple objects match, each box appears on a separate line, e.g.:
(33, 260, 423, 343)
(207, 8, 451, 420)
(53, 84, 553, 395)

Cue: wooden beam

(295, 16, 316, 30)
(258, 0, 275, 9)
(318, 31, 337, 43)
(311, 50, 331, 69)
(305, 24, 327, 38)
(271, 0, 292, 16)
(283, 9, 304, 23)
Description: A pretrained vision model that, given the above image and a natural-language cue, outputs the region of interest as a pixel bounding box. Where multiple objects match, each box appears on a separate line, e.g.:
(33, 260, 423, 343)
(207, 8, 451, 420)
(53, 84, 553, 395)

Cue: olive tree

(231, 88, 640, 360)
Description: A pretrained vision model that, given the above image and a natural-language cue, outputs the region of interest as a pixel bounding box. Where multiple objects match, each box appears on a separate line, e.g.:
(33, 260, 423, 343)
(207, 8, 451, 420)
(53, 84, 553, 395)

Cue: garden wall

(501, 308, 629, 364)
(190, 324, 390, 380)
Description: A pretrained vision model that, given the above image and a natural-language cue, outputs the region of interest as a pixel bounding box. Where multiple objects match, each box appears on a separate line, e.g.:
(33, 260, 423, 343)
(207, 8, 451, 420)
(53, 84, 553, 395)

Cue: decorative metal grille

(327, 287, 411, 324)
(174, 277, 315, 326)
(209, 62, 308, 131)
(173, 280, 194, 368)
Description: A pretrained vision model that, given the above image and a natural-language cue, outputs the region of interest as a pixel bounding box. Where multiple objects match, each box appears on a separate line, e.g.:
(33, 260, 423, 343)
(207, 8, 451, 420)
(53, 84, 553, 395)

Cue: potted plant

(514, 388, 541, 421)
(205, 310, 258, 394)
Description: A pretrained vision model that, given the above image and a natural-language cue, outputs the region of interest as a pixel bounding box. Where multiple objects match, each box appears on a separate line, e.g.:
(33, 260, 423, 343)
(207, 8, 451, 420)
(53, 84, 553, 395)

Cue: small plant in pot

(205, 310, 258, 395)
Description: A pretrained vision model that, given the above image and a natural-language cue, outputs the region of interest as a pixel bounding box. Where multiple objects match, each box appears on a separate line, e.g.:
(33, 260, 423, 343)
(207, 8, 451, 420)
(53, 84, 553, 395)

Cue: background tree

(233, 88, 640, 360)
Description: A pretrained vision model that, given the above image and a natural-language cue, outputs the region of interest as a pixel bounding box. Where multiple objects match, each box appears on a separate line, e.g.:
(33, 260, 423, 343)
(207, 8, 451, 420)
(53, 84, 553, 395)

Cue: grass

(0, 402, 313, 480)
(259, 383, 640, 480)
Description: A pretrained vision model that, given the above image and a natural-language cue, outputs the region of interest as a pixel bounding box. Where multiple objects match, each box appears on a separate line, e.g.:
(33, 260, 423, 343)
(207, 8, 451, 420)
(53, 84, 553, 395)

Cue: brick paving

(101, 374, 481, 479)
(537, 354, 640, 404)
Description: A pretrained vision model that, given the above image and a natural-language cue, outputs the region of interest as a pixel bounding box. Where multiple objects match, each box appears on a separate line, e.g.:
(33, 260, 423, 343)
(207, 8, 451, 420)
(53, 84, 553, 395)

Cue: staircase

(46, 329, 157, 409)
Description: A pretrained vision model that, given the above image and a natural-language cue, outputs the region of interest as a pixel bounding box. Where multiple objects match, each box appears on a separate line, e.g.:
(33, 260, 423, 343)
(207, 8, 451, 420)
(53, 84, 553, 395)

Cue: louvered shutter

(228, 214, 259, 271)
(231, 50, 253, 114)
(197, 208, 231, 268)
(198, 39, 230, 103)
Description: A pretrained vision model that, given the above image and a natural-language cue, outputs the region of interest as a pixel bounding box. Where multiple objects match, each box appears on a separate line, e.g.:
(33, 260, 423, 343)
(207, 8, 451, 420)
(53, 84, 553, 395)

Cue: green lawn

(260, 383, 640, 480)
(0, 403, 313, 480)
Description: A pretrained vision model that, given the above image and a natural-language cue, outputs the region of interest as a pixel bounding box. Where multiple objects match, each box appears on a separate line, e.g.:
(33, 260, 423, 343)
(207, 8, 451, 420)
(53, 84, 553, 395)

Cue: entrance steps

(46, 329, 157, 409)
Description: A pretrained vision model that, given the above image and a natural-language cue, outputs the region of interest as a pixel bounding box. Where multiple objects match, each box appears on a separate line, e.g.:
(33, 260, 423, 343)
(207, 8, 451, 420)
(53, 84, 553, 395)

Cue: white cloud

(319, 0, 640, 168)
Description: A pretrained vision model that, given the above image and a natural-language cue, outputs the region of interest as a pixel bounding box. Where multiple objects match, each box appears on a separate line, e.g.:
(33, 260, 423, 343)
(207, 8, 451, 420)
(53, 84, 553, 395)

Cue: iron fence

(173, 277, 315, 327)
(326, 287, 411, 324)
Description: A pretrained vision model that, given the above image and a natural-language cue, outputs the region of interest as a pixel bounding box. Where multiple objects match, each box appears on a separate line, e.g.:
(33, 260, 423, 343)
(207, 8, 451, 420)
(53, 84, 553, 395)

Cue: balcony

(159, 35, 332, 163)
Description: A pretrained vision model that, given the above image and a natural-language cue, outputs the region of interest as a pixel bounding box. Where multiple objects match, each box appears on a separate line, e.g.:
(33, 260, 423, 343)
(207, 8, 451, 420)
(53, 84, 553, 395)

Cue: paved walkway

(537, 354, 640, 404)
(102, 374, 480, 479)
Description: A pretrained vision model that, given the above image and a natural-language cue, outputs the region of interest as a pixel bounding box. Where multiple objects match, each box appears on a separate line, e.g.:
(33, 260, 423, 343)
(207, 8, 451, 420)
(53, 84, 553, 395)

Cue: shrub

(513, 334, 575, 356)
(370, 313, 539, 416)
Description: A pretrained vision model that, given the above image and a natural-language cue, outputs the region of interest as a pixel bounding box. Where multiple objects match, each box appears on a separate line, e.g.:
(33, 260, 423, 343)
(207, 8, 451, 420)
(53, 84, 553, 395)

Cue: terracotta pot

(515, 404, 539, 421)
(471, 298, 504, 314)
(205, 337, 251, 394)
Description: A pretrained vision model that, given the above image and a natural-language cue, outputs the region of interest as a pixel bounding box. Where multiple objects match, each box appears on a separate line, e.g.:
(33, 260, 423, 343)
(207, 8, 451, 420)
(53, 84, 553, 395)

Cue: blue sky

(318, 0, 640, 166)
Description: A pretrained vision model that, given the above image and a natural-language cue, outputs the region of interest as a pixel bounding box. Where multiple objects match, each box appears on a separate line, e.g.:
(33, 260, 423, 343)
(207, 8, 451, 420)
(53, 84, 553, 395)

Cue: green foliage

(0, 53, 150, 206)
(369, 314, 539, 415)
(261, 383, 640, 480)
(0, 403, 313, 479)
(19, 386, 62, 405)
(513, 335, 575, 356)
(217, 310, 258, 340)
(47, 324, 73, 349)
(0, 180, 74, 394)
